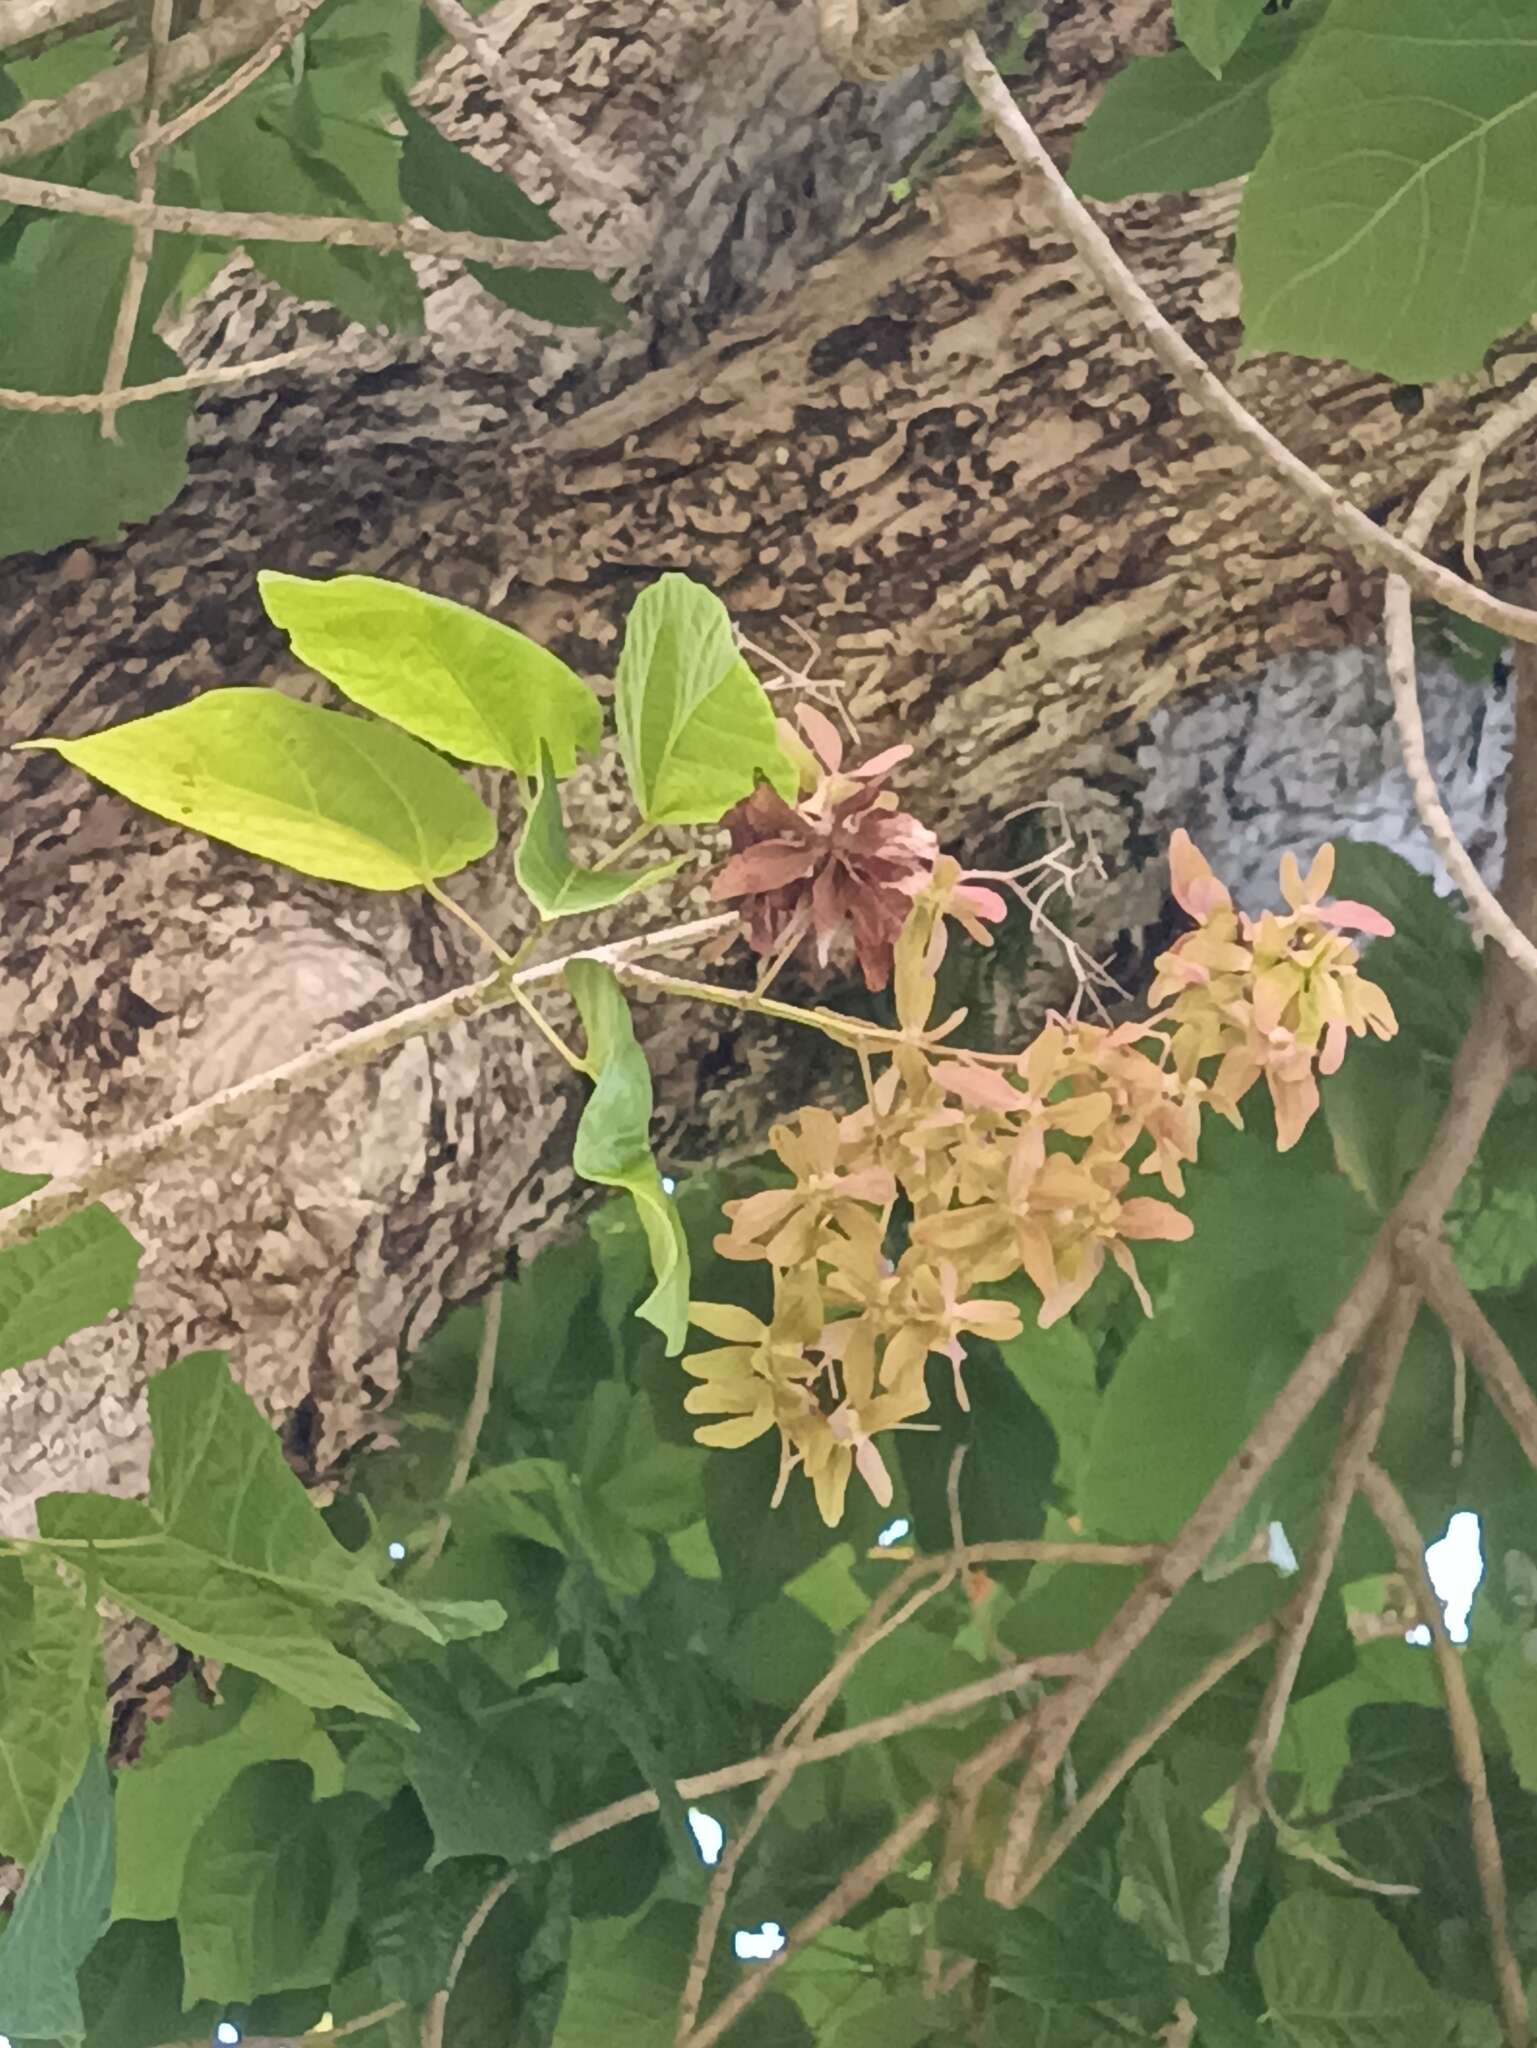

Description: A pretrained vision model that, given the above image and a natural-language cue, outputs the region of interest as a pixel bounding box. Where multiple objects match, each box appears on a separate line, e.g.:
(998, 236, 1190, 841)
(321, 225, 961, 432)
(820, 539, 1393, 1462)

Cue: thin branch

(421, 0, 633, 212)
(0, 342, 354, 416)
(1262, 1788, 1420, 1899)
(1418, 1236, 1537, 1470)
(1382, 378, 1537, 985)
(143, 0, 329, 161)
(1017, 1621, 1277, 1905)
(958, 34, 1537, 650)
(98, 0, 176, 442)
(0, 167, 623, 272)
(0, 910, 739, 1260)
(414, 1283, 503, 1578)
(0, 0, 278, 165)
(422, 1871, 516, 2048)
(987, 1244, 1395, 1904)
(548, 1652, 1085, 1857)
(1220, 1286, 1419, 1900)
(676, 1551, 951, 2040)
(1363, 1462, 1530, 2048)
(683, 1797, 944, 2048)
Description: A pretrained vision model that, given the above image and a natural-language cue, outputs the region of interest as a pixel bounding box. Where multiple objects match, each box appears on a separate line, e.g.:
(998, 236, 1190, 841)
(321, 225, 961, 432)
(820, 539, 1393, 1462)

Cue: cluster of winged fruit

(686, 733, 1399, 1526)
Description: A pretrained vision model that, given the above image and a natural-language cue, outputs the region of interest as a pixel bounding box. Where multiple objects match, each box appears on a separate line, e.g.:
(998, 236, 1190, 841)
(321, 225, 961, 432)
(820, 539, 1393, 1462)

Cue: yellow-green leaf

(613, 575, 794, 826)
(259, 570, 601, 774)
(24, 688, 495, 891)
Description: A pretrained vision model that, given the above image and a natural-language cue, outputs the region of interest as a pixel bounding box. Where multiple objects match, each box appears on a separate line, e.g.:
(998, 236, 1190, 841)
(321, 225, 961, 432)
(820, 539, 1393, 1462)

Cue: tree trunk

(1, 0, 1532, 1545)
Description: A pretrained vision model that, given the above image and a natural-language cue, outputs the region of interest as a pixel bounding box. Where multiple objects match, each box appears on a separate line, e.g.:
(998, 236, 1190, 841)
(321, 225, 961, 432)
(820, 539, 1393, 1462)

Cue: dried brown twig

(1418, 1237, 1537, 1470)
(97, 0, 176, 442)
(1364, 1462, 1530, 2048)
(0, 0, 277, 165)
(144, 0, 330, 161)
(1382, 380, 1537, 986)
(0, 166, 623, 272)
(1219, 1287, 1419, 1901)
(957, 33, 1537, 651)
(0, 342, 353, 417)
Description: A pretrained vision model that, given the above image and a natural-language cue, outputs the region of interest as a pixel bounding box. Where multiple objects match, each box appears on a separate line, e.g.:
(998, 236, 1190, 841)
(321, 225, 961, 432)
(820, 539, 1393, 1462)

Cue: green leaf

(258, 570, 601, 775)
(384, 1662, 548, 1868)
(1175, 0, 1268, 74)
(613, 574, 795, 826)
(1328, 843, 1480, 1062)
(516, 744, 681, 918)
(467, 259, 627, 330)
(388, 81, 558, 240)
(144, 1355, 438, 1634)
(113, 1676, 342, 1923)
(39, 1493, 410, 1724)
(1255, 1892, 1443, 2046)
(0, 215, 191, 559)
(0, 1750, 113, 2042)
(176, 1761, 362, 2006)
(0, 1555, 100, 1865)
(38, 1355, 441, 1722)
(1488, 1633, 1537, 1795)
(0, 1195, 141, 1374)
(565, 960, 690, 1353)
(188, 86, 423, 333)
(26, 688, 497, 890)
(995, 1305, 1100, 1503)
(1116, 1763, 1230, 1972)
(1237, 0, 1537, 381)
(1069, 1, 1321, 199)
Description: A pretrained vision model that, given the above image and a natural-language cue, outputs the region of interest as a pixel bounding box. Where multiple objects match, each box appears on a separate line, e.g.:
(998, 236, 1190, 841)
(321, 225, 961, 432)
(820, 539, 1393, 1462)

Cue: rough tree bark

(1, 0, 1533, 1555)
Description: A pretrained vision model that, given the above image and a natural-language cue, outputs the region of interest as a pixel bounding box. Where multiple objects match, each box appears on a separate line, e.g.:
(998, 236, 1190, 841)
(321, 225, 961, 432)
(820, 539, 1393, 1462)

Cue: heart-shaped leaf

(25, 688, 496, 891)
(259, 570, 601, 775)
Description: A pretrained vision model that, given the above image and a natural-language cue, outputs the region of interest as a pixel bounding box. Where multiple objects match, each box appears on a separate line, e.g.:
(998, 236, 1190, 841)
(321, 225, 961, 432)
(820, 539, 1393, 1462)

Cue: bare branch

(987, 1245, 1395, 1903)
(0, 342, 357, 415)
(677, 1551, 952, 2039)
(683, 1797, 944, 2048)
(0, 911, 739, 1260)
(0, 0, 278, 165)
(422, 1871, 515, 2048)
(1364, 1462, 1530, 2048)
(97, 0, 176, 442)
(551, 1651, 1083, 1855)
(145, 0, 330, 161)
(1019, 1620, 1278, 1904)
(1382, 377, 1537, 985)
(0, 167, 626, 272)
(413, 1281, 503, 1578)
(422, 0, 633, 211)
(1220, 1287, 1418, 1899)
(1417, 1237, 1537, 1472)
(958, 34, 1537, 650)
